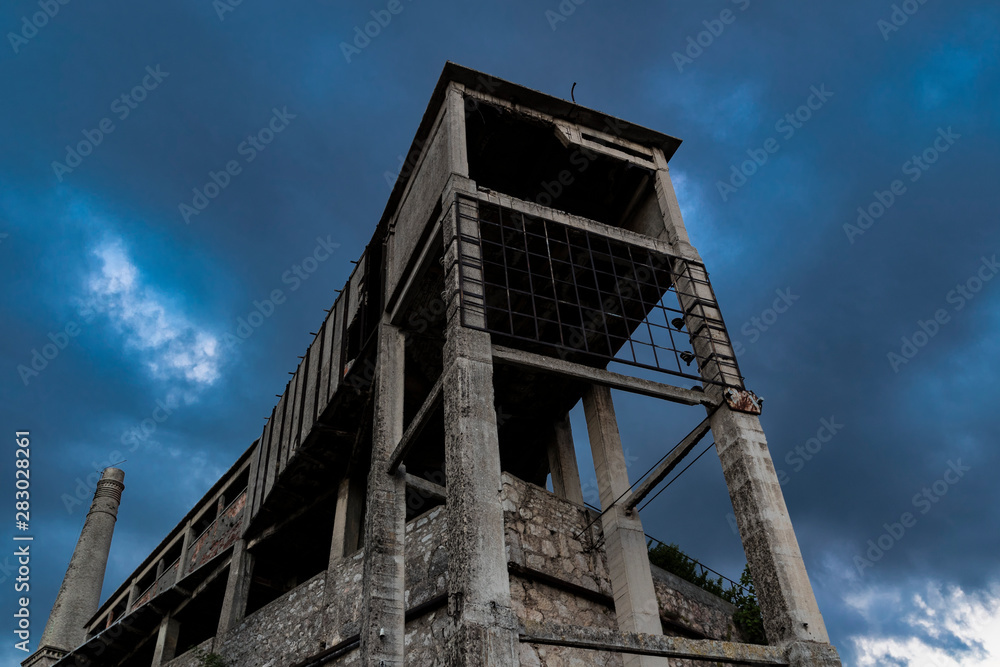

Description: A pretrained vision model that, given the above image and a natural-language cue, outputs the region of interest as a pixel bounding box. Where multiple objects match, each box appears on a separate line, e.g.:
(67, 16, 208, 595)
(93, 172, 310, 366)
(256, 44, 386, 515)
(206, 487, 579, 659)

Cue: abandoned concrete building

(28, 63, 843, 666)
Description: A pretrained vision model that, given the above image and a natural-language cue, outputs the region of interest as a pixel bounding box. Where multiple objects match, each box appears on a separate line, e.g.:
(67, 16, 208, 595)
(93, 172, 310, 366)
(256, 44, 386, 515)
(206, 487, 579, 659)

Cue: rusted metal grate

(453, 194, 742, 387)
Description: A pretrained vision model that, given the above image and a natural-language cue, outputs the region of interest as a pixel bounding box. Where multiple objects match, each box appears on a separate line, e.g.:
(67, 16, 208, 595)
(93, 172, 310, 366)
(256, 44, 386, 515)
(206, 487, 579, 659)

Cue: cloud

(849, 580, 1000, 666)
(83, 238, 222, 387)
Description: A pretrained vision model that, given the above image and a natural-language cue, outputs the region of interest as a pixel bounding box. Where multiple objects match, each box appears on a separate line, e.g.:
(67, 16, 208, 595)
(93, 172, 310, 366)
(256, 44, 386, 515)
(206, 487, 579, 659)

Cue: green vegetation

(194, 648, 228, 667)
(727, 564, 767, 645)
(647, 541, 767, 645)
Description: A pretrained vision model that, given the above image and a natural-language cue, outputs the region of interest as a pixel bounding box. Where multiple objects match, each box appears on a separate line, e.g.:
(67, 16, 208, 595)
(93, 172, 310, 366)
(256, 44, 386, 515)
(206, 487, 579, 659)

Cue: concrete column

(547, 412, 585, 505)
(217, 539, 254, 636)
(441, 195, 520, 667)
(124, 578, 140, 614)
(655, 164, 839, 663)
(25, 468, 125, 667)
(329, 475, 365, 566)
(151, 616, 181, 667)
(177, 524, 194, 578)
(711, 408, 831, 646)
(359, 321, 407, 666)
(582, 386, 666, 667)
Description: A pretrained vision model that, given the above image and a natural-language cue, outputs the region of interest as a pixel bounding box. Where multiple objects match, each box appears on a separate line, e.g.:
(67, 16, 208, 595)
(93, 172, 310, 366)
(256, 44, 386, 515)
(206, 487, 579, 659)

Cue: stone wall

(165, 638, 214, 667)
(652, 565, 743, 642)
(170, 476, 745, 667)
(403, 506, 449, 609)
(323, 549, 365, 646)
(216, 571, 327, 666)
(502, 473, 745, 665)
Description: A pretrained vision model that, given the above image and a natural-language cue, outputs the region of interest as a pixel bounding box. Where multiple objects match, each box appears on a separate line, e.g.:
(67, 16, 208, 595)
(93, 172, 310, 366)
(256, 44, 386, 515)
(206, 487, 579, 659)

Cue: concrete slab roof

(376, 62, 684, 239)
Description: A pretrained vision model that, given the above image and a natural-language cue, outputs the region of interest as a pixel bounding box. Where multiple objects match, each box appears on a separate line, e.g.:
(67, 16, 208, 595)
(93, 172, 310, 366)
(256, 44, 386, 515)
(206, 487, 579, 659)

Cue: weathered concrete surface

(329, 475, 364, 566)
(151, 616, 180, 667)
(583, 386, 666, 667)
(217, 539, 254, 636)
(520, 620, 789, 665)
(547, 412, 585, 505)
(786, 640, 843, 666)
(27, 468, 124, 666)
(711, 407, 830, 646)
(654, 162, 835, 653)
(360, 322, 408, 665)
(386, 83, 462, 298)
(441, 189, 521, 666)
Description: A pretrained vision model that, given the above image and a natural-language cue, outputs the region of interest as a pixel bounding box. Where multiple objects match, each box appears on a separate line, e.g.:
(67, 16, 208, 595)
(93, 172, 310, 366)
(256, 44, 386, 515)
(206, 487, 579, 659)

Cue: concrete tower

(33, 64, 843, 667)
(24, 468, 125, 667)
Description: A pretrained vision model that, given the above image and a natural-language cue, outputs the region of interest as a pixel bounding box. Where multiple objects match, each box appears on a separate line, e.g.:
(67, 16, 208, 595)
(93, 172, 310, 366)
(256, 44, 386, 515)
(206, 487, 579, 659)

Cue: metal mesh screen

(454, 195, 742, 387)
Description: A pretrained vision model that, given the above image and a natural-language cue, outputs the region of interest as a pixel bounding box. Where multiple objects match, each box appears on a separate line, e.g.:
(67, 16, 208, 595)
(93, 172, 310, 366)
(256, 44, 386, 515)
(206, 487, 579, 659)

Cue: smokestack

(24, 468, 125, 667)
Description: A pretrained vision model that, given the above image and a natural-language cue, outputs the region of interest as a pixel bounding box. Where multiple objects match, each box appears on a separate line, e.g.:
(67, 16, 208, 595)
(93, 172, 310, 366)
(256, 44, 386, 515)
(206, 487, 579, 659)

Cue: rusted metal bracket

(724, 388, 763, 415)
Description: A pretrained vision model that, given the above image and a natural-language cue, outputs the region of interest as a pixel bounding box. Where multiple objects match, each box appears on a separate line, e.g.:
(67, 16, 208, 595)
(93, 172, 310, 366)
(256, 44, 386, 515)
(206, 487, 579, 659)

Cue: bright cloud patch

(84, 239, 221, 386)
(849, 581, 1000, 666)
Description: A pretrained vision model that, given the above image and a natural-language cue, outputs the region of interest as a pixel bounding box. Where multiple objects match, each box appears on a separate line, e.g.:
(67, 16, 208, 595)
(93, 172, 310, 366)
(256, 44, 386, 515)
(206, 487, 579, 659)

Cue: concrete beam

(404, 473, 446, 503)
(492, 344, 715, 407)
(520, 620, 788, 665)
(623, 416, 711, 512)
(386, 375, 443, 474)
(387, 219, 442, 325)
(460, 189, 675, 257)
(583, 385, 665, 667)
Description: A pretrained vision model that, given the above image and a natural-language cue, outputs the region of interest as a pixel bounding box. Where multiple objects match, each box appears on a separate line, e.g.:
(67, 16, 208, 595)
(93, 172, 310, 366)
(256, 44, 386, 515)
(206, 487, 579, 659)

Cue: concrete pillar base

(786, 641, 843, 666)
(446, 620, 520, 667)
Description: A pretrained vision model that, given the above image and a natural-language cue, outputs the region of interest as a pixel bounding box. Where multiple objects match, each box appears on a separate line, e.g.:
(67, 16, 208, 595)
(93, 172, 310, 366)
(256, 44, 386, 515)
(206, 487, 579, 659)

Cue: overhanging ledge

(519, 621, 789, 665)
(492, 345, 717, 408)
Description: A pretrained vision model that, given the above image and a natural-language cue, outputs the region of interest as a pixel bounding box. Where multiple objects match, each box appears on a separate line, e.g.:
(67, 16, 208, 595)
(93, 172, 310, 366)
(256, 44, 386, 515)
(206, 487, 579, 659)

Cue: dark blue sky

(3, 1, 999, 664)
